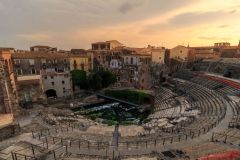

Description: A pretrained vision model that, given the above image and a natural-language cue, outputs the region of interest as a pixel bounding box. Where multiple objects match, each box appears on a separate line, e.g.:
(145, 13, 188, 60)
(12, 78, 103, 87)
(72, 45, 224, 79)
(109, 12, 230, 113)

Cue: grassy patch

(104, 89, 151, 105)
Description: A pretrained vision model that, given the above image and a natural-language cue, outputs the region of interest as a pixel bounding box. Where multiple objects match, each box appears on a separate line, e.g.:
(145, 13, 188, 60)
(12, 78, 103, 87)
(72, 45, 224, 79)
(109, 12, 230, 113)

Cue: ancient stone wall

(0, 124, 20, 141)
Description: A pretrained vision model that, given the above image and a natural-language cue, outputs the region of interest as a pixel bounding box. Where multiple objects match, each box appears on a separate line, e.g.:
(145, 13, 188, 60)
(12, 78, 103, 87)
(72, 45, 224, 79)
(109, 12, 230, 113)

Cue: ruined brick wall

(0, 85, 4, 113)
(17, 80, 44, 102)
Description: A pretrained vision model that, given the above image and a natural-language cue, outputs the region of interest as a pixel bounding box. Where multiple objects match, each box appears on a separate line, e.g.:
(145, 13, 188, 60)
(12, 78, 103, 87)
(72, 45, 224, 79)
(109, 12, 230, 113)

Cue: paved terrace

(0, 114, 13, 128)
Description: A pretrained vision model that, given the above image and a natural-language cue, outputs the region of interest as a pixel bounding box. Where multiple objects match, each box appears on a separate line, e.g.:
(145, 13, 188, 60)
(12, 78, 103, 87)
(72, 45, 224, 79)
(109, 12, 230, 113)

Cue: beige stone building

(170, 45, 189, 61)
(30, 45, 57, 53)
(189, 46, 220, 61)
(151, 47, 166, 64)
(12, 52, 70, 101)
(92, 40, 123, 50)
(220, 42, 240, 58)
(40, 70, 72, 98)
(0, 47, 15, 53)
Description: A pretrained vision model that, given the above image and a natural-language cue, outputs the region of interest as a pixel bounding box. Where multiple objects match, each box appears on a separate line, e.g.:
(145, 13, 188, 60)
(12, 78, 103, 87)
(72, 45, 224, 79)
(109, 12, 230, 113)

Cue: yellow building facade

(69, 55, 91, 72)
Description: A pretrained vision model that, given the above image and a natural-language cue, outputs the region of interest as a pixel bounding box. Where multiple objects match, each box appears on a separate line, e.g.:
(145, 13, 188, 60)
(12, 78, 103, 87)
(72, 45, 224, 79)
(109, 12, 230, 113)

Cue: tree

(87, 72, 102, 90)
(99, 70, 117, 88)
(71, 69, 117, 91)
(71, 70, 88, 89)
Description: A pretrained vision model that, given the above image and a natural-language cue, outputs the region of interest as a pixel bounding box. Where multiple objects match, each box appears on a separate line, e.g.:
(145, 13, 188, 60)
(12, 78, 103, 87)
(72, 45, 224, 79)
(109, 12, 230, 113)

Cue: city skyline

(1, 0, 240, 50)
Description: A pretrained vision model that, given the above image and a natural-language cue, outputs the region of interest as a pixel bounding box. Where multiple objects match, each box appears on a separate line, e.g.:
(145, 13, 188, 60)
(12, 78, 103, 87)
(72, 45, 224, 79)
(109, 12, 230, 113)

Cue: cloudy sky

(0, 0, 240, 50)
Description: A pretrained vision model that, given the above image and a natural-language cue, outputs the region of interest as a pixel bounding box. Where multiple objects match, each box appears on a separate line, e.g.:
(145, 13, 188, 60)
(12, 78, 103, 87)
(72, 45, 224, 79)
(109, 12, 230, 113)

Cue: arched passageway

(45, 89, 57, 98)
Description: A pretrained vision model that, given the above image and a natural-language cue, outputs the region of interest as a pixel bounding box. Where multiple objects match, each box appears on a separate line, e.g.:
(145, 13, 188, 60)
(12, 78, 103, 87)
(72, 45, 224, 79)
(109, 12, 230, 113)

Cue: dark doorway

(224, 70, 232, 78)
(45, 89, 57, 98)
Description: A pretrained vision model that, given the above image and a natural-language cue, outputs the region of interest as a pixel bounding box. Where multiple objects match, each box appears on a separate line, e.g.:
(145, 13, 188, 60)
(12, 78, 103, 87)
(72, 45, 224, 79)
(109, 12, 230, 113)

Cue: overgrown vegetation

(73, 100, 151, 126)
(104, 89, 151, 105)
(71, 70, 117, 91)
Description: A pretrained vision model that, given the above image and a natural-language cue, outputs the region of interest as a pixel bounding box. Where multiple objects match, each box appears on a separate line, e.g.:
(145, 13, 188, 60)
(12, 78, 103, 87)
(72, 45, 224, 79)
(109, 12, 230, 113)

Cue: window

(130, 78, 133, 83)
(51, 82, 54, 86)
(31, 68, 36, 74)
(51, 76, 54, 79)
(15, 59, 21, 65)
(62, 80, 65, 84)
(131, 57, 133, 64)
(44, 76, 47, 79)
(29, 59, 35, 65)
(81, 64, 84, 70)
(130, 70, 134, 75)
(17, 69, 22, 75)
(42, 64, 46, 69)
(73, 60, 77, 69)
(41, 59, 46, 63)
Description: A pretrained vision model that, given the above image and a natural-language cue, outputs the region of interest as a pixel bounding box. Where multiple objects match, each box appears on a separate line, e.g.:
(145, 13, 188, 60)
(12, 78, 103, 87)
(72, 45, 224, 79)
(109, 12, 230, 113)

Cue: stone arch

(45, 89, 57, 98)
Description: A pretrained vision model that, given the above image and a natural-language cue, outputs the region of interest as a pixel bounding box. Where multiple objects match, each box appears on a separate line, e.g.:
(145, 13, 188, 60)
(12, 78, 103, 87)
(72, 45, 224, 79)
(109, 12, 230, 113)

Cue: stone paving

(0, 114, 13, 128)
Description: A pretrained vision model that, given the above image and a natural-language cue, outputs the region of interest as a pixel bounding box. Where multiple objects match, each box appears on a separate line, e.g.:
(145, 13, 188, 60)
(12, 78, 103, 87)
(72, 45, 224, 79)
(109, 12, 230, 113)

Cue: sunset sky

(0, 0, 240, 50)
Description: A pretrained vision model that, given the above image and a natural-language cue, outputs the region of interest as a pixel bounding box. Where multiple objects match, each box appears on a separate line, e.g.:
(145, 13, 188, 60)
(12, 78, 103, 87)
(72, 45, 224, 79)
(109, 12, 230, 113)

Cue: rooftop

(30, 45, 55, 48)
(203, 58, 240, 64)
(92, 40, 122, 45)
(12, 52, 69, 59)
(0, 47, 14, 51)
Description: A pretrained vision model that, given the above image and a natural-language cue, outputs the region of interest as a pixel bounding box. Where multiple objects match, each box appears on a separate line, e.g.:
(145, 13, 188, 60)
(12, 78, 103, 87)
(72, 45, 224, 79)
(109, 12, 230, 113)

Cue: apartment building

(170, 45, 190, 61)
(220, 42, 240, 58)
(12, 52, 70, 101)
(188, 41, 240, 60)
(30, 45, 57, 53)
(120, 53, 152, 88)
(12, 52, 70, 76)
(151, 47, 166, 64)
(69, 54, 92, 72)
(189, 46, 220, 60)
(92, 40, 123, 50)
